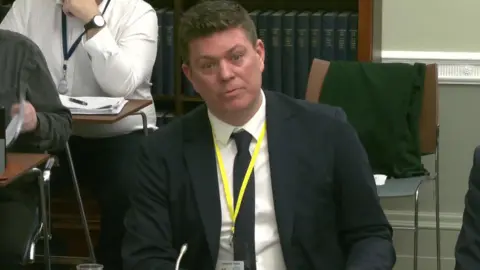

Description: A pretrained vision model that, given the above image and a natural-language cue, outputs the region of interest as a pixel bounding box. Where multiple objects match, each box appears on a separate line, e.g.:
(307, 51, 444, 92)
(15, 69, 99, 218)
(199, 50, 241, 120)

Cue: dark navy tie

(231, 130, 256, 270)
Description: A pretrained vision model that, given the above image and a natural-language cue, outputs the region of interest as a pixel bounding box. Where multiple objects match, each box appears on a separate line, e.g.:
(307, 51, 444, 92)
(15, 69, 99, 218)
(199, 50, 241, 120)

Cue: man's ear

(255, 39, 265, 72)
(182, 63, 192, 81)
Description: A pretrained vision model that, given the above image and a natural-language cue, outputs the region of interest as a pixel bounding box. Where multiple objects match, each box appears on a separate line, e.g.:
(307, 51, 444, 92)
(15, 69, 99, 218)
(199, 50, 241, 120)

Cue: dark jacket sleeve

(13, 45, 72, 153)
(122, 135, 184, 270)
(333, 108, 396, 270)
(455, 147, 480, 270)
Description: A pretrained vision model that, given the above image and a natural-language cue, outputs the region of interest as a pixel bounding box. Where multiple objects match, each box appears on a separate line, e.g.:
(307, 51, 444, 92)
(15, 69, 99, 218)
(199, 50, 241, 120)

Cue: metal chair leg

(413, 187, 420, 270)
(65, 142, 96, 263)
(43, 157, 55, 240)
(133, 111, 149, 136)
(435, 126, 441, 270)
(33, 168, 51, 270)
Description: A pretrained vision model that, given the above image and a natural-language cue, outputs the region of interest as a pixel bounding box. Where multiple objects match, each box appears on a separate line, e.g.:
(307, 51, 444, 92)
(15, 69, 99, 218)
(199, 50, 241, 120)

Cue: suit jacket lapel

(265, 91, 297, 265)
(183, 106, 221, 265)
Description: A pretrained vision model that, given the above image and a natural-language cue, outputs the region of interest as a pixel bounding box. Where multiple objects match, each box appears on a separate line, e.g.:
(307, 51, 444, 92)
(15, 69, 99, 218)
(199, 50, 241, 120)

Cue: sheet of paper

(6, 98, 24, 147)
(59, 95, 128, 115)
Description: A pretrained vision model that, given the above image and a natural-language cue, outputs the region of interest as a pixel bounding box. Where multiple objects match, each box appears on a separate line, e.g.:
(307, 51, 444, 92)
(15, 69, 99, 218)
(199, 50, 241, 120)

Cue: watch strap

(84, 15, 104, 31)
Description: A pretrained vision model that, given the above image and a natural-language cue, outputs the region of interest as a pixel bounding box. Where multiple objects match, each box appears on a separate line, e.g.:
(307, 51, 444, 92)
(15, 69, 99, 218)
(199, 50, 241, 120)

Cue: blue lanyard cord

(61, 0, 112, 70)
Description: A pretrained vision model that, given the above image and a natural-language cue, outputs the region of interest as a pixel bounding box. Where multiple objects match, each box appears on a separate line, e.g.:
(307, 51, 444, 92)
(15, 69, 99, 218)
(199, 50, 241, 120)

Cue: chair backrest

(305, 59, 439, 154)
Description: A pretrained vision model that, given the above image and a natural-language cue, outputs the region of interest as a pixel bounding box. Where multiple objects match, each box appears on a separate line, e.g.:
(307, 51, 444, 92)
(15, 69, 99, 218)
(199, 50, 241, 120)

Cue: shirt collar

(208, 90, 266, 146)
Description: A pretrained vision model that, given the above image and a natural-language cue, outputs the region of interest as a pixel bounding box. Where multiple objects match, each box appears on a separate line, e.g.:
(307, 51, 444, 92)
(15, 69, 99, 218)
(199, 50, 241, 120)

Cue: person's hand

(11, 102, 38, 133)
(62, 0, 100, 24)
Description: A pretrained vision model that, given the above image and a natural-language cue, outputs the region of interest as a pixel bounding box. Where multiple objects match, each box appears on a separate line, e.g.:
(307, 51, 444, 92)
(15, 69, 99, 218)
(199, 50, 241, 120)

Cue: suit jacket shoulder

(146, 91, 348, 155)
(142, 104, 208, 155)
(265, 90, 348, 128)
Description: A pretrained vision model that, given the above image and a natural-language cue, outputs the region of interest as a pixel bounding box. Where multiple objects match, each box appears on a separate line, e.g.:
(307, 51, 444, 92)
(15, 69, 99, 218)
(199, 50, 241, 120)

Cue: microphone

(175, 243, 188, 270)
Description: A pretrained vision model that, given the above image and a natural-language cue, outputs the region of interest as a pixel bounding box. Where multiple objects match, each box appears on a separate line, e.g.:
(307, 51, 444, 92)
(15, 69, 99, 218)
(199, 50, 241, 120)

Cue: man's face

(182, 27, 265, 116)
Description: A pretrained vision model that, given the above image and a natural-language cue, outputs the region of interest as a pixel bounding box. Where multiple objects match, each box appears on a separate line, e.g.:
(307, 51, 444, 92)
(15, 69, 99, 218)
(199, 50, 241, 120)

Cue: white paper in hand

(6, 88, 25, 147)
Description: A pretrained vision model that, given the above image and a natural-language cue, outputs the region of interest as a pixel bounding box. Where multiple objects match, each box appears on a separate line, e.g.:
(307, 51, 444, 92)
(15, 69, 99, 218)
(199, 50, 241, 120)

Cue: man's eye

(201, 63, 215, 69)
(231, 53, 243, 61)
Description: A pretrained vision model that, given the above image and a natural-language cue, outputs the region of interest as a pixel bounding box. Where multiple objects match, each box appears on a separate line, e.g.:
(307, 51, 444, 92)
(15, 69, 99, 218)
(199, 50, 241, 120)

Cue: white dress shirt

(0, 0, 158, 137)
(208, 91, 287, 270)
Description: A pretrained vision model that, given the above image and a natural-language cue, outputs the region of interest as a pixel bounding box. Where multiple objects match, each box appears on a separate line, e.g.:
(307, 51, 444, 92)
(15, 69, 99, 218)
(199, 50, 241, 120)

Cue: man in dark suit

(455, 146, 480, 269)
(122, 1, 395, 269)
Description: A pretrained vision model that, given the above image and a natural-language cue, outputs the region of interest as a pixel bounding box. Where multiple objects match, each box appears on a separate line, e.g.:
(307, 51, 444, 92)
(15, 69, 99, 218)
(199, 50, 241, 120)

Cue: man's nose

(218, 61, 235, 81)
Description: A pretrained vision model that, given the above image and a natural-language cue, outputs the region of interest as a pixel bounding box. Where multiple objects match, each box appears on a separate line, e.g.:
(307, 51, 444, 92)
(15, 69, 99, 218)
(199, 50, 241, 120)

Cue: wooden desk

(0, 153, 50, 187)
(72, 99, 152, 124)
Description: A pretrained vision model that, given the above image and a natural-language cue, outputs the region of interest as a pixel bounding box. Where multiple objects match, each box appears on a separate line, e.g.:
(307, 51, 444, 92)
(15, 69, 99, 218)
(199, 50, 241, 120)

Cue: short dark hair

(178, 0, 258, 64)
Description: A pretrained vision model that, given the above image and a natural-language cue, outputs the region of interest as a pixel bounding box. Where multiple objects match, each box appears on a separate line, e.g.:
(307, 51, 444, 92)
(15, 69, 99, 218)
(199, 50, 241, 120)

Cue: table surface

(0, 153, 51, 187)
(72, 99, 152, 124)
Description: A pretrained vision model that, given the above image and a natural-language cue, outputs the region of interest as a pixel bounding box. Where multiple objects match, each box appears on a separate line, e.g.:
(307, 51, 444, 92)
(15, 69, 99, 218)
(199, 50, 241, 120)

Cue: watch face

(93, 16, 106, 27)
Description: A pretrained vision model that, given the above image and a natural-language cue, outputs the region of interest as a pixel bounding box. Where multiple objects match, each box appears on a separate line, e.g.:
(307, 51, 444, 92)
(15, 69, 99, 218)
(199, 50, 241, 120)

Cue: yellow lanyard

(213, 122, 267, 243)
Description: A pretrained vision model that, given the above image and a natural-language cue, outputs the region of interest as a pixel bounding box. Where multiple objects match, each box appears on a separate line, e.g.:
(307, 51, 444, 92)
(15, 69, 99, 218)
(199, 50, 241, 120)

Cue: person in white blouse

(0, 0, 158, 269)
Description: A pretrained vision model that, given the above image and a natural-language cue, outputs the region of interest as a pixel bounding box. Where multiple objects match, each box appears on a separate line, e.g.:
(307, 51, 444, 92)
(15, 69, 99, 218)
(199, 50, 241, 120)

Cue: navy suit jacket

(455, 146, 480, 269)
(122, 90, 396, 270)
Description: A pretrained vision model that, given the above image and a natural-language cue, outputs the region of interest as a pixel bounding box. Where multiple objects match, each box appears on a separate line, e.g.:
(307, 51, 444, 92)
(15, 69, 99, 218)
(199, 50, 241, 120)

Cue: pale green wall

(380, 0, 480, 269)
(382, 0, 480, 52)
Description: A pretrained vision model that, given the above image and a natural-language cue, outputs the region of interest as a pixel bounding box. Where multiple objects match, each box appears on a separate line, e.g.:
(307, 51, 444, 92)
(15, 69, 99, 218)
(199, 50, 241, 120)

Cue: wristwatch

(84, 15, 106, 31)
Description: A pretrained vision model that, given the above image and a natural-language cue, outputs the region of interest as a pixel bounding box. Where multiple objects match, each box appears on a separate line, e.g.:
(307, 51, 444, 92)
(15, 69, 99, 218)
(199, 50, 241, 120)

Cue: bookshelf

(149, 0, 383, 116)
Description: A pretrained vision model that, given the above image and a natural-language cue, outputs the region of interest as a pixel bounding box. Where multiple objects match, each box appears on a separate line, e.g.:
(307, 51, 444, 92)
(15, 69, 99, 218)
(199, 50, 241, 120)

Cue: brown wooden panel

(50, 186, 100, 258)
(357, 0, 372, 61)
(358, 0, 382, 61)
(0, 153, 50, 186)
(420, 64, 438, 154)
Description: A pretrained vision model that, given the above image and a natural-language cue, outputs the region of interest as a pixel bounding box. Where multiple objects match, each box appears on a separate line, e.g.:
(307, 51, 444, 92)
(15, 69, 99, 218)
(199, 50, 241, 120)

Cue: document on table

(59, 95, 128, 115)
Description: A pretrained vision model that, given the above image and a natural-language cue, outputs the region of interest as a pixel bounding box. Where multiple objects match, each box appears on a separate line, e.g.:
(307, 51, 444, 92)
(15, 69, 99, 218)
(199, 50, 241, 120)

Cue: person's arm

(82, 8, 158, 97)
(333, 108, 396, 270)
(454, 149, 480, 270)
(122, 136, 184, 270)
(13, 43, 72, 153)
(0, 0, 29, 34)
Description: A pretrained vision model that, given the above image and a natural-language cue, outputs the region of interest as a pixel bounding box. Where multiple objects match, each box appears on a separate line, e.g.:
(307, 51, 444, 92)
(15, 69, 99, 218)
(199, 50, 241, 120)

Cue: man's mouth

(226, 88, 240, 93)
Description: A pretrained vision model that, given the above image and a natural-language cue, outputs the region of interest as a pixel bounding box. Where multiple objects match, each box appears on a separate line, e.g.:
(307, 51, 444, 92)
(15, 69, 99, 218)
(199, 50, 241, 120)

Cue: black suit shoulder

(143, 117, 183, 153)
(142, 104, 208, 154)
(143, 91, 349, 154)
(265, 90, 348, 127)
